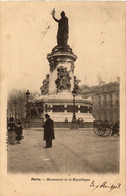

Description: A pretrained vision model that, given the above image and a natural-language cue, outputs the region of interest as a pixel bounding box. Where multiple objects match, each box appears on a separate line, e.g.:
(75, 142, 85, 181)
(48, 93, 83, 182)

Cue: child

(15, 121, 23, 144)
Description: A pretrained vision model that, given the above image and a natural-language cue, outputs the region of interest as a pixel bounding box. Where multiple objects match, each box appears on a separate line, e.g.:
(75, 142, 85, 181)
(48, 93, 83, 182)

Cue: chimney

(117, 77, 120, 83)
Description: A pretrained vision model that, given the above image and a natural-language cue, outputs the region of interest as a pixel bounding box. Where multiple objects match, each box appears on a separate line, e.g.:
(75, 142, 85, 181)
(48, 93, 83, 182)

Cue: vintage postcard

(0, 1, 125, 196)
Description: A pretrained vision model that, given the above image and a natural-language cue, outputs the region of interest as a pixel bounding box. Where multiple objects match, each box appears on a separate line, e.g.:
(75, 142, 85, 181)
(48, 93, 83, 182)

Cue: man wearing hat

(15, 121, 23, 144)
(43, 114, 55, 148)
(7, 117, 16, 145)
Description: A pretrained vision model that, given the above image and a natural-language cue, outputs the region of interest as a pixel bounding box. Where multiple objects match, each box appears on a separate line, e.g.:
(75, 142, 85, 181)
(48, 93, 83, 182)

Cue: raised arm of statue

(51, 9, 59, 23)
(53, 15, 59, 23)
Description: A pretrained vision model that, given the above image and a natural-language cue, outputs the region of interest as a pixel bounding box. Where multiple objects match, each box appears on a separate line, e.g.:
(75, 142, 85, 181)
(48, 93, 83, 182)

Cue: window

(116, 85, 119, 91)
(80, 106, 88, 113)
(67, 105, 78, 113)
(53, 105, 64, 112)
(89, 107, 92, 113)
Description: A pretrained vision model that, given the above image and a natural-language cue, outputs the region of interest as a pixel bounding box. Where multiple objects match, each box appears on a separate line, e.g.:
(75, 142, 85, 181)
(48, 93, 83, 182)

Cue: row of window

(99, 84, 119, 93)
(97, 94, 119, 101)
(97, 100, 119, 105)
(47, 105, 92, 113)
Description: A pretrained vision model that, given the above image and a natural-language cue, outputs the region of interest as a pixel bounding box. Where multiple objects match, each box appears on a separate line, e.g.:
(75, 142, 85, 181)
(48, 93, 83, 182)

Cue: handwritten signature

(90, 180, 121, 192)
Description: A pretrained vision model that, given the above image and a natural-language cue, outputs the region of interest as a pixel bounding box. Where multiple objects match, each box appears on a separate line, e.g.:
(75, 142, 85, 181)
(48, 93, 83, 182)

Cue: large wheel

(94, 127, 101, 136)
(102, 127, 111, 137)
(98, 128, 107, 136)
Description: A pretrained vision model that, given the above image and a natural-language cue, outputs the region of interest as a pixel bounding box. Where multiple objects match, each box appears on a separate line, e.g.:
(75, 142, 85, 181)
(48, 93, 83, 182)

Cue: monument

(29, 10, 94, 127)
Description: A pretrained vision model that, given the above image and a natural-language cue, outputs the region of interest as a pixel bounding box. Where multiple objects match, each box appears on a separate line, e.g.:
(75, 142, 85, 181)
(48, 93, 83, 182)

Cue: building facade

(80, 81, 120, 123)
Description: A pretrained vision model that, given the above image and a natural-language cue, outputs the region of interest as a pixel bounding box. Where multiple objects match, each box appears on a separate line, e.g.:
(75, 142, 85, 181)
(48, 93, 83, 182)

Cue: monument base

(29, 91, 94, 126)
(30, 44, 94, 127)
(71, 122, 79, 129)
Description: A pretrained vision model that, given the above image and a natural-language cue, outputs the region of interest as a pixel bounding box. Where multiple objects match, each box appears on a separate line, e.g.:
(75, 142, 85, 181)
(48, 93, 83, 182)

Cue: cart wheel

(98, 128, 107, 136)
(102, 128, 111, 137)
(94, 127, 101, 136)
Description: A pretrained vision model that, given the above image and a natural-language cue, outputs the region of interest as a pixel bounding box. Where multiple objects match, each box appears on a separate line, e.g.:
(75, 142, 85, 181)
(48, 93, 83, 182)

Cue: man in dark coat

(15, 121, 23, 144)
(43, 114, 55, 148)
(111, 121, 119, 136)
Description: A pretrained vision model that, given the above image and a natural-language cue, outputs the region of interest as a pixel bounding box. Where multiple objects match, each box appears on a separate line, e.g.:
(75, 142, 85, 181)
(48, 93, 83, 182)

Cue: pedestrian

(65, 117, 68, 123)
(77, 118, 80, 124)
(80, 118, 84, 128)
(15, 121, 23, 144)
(7, 117, 16, 145)
(43, 114, 55, 148)
(103, 120, 108, 128)
(111, 121, 119, 136)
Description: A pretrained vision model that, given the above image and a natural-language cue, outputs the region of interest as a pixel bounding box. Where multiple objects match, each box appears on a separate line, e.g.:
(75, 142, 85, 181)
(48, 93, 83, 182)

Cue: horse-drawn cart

(93, 121, 119, 137)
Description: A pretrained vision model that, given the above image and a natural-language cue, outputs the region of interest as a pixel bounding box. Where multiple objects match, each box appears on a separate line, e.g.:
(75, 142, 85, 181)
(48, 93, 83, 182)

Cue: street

(7, 128, 119, 174)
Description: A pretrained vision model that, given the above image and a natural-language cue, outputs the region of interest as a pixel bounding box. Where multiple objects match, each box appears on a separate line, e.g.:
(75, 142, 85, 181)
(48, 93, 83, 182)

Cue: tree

(7, 89, 38, 120)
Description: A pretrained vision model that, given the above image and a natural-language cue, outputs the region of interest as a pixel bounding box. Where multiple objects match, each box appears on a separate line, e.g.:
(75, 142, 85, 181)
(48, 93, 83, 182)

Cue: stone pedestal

(47, 45, 77, 95)
(30, 45, 95, 126)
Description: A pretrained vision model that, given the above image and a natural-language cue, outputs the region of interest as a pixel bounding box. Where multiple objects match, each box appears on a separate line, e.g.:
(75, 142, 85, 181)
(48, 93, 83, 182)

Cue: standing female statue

(51, 9, 69, 46)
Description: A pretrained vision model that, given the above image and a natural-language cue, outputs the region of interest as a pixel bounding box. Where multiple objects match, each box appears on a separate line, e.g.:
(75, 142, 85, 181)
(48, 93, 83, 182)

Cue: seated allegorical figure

(40, 74, 49, 95)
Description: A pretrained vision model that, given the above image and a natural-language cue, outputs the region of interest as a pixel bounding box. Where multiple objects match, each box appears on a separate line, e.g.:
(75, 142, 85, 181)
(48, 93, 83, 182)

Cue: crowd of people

(76, 118, 84, 128)
(65, 117, 85, 127)
(7, 117, 23, 145)
(7, 114, 55, 148)
(7, 115, 119, 147)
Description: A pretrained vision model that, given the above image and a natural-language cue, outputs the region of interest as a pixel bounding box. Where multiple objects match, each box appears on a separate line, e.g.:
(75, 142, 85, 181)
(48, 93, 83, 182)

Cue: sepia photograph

(0, 1, 125, 196)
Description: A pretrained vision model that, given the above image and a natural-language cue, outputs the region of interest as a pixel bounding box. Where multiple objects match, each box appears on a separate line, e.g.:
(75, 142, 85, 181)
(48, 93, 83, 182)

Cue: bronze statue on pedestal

(51, 9, 69, 46)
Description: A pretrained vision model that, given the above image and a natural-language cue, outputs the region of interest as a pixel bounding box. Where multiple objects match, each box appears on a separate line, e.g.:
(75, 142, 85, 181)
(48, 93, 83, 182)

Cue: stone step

(23, 119, 93, 128)
(30, 121, 71, 128)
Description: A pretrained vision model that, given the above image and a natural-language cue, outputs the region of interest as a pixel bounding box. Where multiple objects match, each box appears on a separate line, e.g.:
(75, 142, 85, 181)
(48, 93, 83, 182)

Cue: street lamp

(14, 101, 17, 120)
(25, 90, 30, 127)
(26, 90, 30, 103)
(72, 88, 76, 122)
(71, 88, 78, 129)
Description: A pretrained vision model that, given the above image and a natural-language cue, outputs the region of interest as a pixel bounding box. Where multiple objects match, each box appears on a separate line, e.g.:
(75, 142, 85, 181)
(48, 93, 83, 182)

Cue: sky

(1, 1, 125, 93)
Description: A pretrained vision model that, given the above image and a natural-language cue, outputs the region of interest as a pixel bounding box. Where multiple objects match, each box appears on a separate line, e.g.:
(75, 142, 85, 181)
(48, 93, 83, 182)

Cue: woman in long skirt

(7, 117, 16, 145)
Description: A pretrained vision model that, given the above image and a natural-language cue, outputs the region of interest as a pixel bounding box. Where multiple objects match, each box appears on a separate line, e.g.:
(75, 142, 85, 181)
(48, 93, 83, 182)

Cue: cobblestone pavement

(7, 128, 119, 174)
